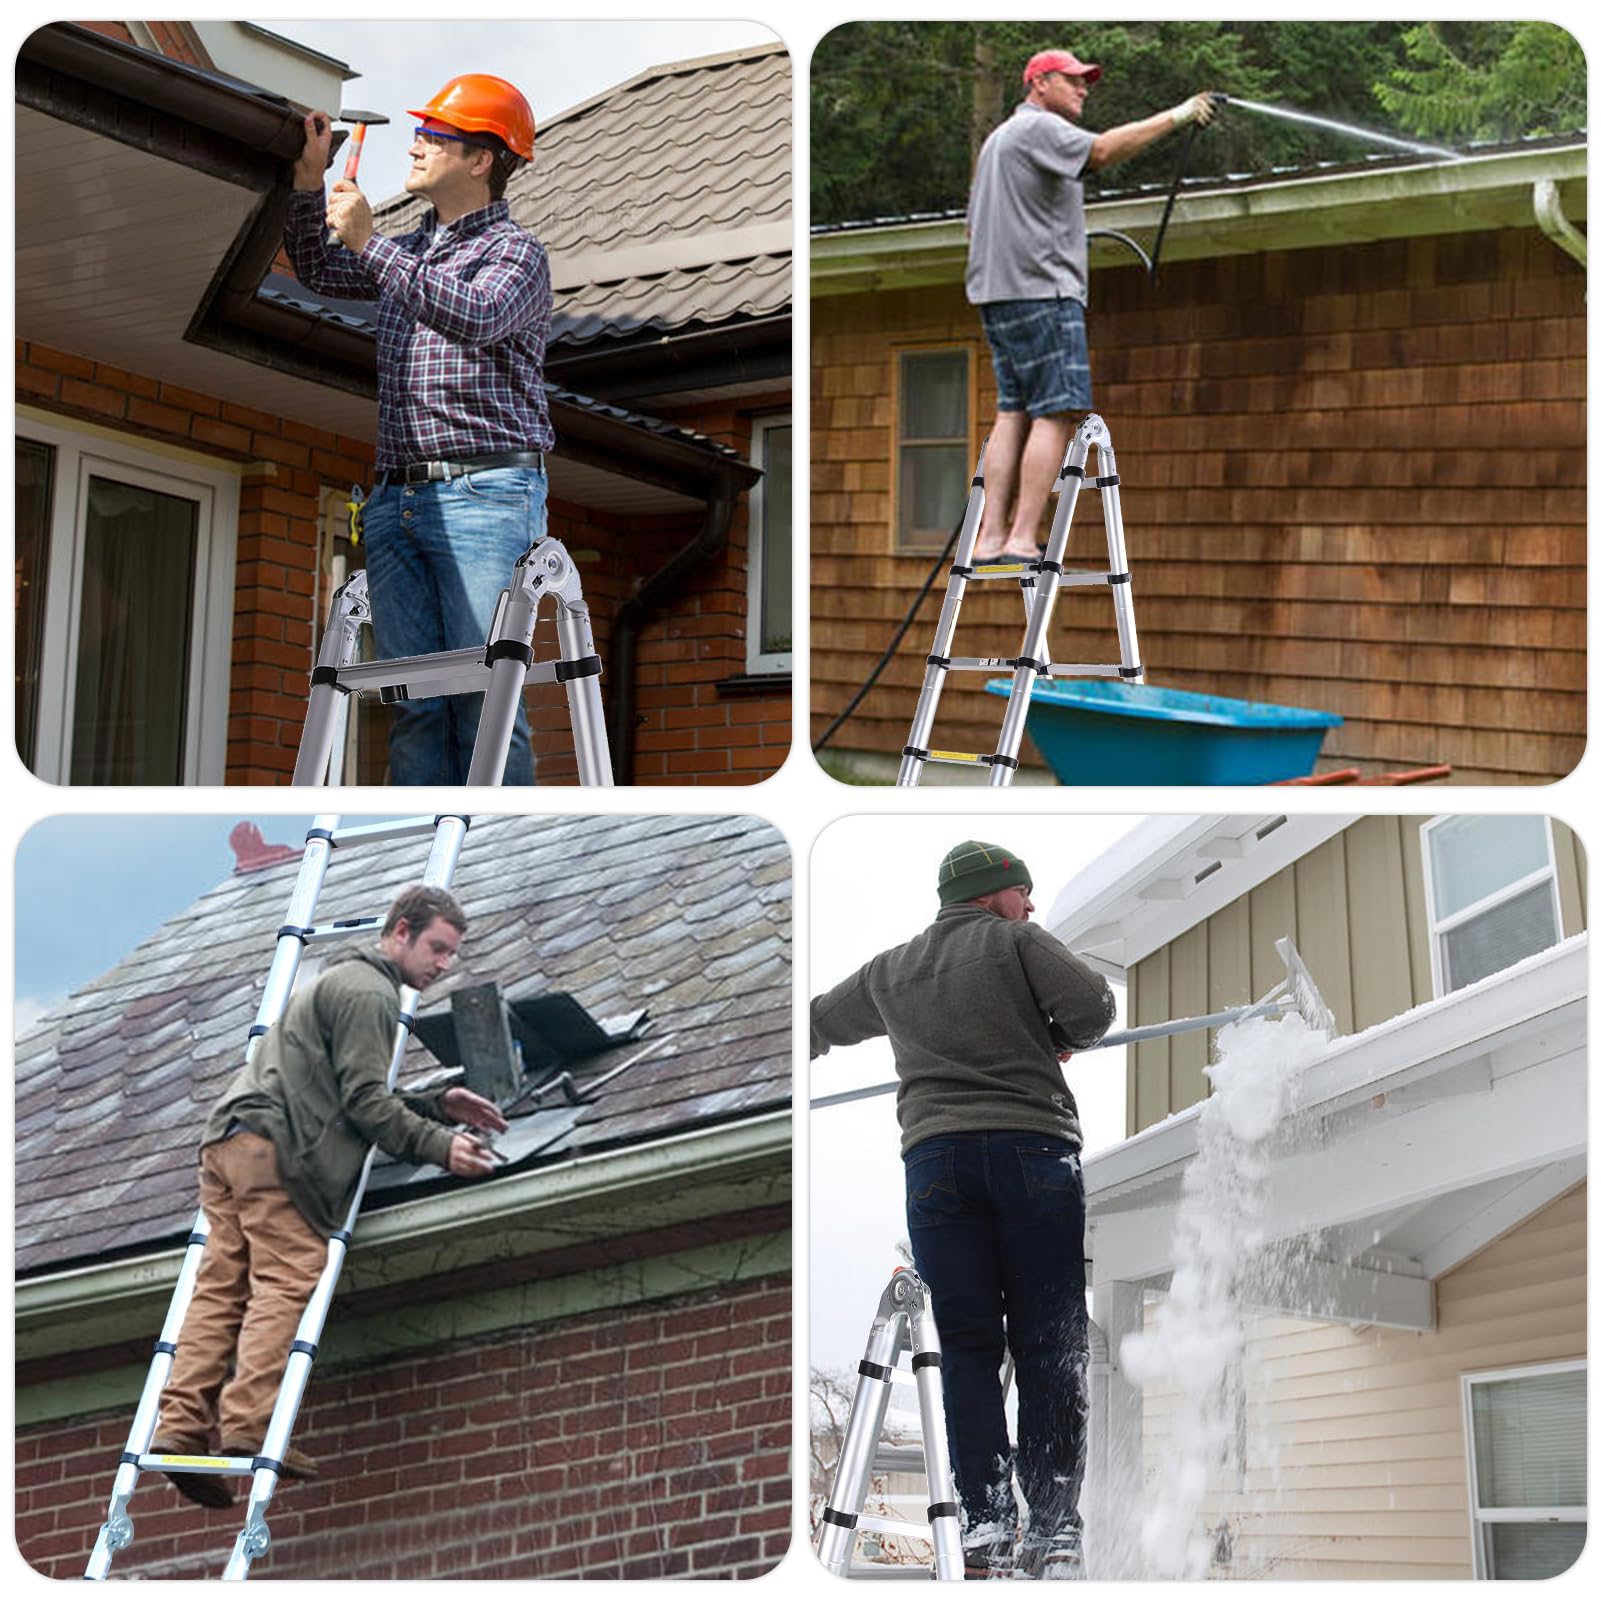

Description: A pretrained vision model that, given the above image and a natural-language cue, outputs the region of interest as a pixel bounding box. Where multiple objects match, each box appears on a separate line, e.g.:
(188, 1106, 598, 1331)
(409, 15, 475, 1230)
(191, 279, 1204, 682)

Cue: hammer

(335, 107, 390, 183)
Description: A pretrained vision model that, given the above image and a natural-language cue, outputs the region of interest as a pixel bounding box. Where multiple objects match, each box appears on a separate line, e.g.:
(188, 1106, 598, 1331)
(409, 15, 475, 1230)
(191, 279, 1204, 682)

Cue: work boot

(1017, 1526, 1086, 1581)
(221, 1442, 320, 1481)
(962, 1526, 1015, 1580)
(149, 1438, 234, 1510)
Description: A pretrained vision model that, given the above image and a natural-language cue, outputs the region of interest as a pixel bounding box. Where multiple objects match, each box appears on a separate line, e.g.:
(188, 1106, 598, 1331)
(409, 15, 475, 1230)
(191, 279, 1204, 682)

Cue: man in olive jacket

(155, 885, 506, 1507)
(811, 841, 1115, 1579)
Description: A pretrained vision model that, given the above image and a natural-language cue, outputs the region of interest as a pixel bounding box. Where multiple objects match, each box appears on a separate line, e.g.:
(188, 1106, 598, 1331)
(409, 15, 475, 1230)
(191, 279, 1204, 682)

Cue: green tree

(1374, 22, 1585, 141)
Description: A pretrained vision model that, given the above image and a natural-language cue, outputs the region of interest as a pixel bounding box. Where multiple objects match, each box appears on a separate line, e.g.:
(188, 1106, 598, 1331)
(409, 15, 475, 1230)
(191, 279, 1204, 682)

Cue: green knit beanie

(937, 840, 1032, 905)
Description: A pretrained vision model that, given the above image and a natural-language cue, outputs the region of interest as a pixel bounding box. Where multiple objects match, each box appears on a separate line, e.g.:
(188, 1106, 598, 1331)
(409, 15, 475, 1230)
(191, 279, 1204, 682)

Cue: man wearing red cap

(968, 50, 1214, 561)
(285, 77, 549, 786)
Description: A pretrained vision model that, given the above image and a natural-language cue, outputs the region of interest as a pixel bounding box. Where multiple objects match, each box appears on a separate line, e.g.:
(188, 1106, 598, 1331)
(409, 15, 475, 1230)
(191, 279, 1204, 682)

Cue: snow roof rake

(1096, 936, 1337, 1051)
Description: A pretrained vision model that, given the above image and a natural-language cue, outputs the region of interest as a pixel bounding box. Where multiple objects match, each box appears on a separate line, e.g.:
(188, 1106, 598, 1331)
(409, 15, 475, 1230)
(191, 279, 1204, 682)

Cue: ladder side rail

(85, 1209, 215, 1579)
(906, 1292, 965, 1581)
(294, 578, 370, 785)
(897, 444, 989, 787)
(465, 575, 533, 787)
(553, 588, 613, 786)
(223, 815, 470, 1579)
(986, 427, 1094, 787)
(817, 1310, 910, 1575)
(1094, 432, 1144, 683)
(87, 819, 345, 1579)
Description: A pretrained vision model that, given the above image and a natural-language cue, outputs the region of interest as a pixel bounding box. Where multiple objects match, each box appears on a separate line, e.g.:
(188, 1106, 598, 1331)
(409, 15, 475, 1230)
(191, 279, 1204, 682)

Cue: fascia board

(1084, 935, 1586, 1206)
(1048, 813, 1356, 966)
(16, 1113, 790, 1331)
(811, 144, 1587, 295)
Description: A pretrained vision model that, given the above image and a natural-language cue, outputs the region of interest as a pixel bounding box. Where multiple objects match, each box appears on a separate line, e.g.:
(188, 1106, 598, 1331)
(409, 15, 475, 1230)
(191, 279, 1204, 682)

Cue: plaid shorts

(979, 298, 1093, 417)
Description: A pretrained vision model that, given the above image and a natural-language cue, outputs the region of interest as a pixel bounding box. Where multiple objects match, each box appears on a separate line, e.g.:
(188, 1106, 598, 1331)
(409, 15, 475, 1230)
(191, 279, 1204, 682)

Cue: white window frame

(894, 343, 975, 553)
(1460, 1358, 1587, 1580)
(19, 415, 239, 785)
(1418, 815, 1561, 998)
(746, 411, 792, 674)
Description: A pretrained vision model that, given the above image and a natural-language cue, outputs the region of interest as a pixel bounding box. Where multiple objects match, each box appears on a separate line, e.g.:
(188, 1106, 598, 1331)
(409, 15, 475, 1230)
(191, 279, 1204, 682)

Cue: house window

(896, 348, 971, 551)
(1421, 816, 1561, 996)
(1462, 1362, 1586, 1579)
(747, 414, 792, 673)
(15, 418, 239, 784)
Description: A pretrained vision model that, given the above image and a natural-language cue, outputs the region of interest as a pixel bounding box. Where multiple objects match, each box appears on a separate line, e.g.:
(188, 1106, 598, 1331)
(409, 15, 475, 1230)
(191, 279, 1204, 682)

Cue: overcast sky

(254, 17, 780, 198)
(808, 814, 1146, 1380)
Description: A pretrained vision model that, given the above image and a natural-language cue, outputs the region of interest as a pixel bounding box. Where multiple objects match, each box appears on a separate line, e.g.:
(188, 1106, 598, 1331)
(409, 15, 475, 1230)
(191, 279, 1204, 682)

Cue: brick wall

(73, 22, 207, 66)
(812, 226, 1586, 784)
(19, 346, 790, 785)
(17, 1274, 791, 1580)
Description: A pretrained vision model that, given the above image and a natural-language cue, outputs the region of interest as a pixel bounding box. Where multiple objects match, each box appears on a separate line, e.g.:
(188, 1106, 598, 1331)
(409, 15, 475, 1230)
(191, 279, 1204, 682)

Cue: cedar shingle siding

(812, 226, 1585, 783)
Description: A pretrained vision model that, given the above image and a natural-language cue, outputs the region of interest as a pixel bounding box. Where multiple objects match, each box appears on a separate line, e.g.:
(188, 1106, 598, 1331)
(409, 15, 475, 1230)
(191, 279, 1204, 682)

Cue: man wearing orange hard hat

(285, 74, 548, 786)
(967, 50, 1215, 563)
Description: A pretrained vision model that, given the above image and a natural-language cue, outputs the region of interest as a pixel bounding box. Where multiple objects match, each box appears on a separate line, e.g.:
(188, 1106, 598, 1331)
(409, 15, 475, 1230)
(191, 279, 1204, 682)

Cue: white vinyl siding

(1134, 1185, 1585, 1579)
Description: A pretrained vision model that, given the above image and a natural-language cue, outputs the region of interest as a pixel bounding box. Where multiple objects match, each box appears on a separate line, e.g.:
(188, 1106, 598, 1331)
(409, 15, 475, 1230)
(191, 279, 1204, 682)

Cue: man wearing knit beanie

(812, 841, 1116, 1579)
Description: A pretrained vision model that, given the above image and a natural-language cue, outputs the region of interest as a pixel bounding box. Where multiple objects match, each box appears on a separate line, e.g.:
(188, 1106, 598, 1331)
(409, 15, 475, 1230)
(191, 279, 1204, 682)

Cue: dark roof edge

(17, 20, 307, 166)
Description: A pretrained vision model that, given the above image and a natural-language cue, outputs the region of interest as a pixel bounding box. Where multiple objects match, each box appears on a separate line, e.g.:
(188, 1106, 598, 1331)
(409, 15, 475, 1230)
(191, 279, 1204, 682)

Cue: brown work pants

(160, 1132, 328, 1448)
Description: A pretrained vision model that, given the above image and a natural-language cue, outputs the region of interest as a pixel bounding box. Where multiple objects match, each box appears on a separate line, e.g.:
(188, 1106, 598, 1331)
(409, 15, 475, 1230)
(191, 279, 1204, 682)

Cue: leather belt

(377, 450, 545, 485)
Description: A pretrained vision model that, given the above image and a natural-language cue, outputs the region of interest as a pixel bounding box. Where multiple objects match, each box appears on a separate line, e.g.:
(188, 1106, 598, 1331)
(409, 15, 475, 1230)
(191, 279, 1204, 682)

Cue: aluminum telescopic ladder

(816, 1269, 964, 1581)
(897, 413, 1143, 787)
(293, 537, 614, 786)
(86, 814, 470, 1581)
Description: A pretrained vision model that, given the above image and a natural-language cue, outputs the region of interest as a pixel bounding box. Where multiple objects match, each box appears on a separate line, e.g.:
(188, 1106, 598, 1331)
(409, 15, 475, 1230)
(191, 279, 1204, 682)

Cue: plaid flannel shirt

(285, 189, 554, 469)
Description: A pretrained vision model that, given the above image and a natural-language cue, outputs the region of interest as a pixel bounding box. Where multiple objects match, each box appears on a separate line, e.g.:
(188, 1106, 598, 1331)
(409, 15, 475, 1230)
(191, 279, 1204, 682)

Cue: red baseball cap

(1023, 49, 1102, 87)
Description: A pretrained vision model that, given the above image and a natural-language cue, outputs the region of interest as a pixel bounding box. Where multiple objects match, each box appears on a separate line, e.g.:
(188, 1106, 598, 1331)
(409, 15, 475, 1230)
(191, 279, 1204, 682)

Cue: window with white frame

(896, 347, 971, 552)
(1420, 816, 1562, 996)
(1463, 1361, 1586, 1579)
(747, 413, 792, 673)
(14, 417, 239, 785)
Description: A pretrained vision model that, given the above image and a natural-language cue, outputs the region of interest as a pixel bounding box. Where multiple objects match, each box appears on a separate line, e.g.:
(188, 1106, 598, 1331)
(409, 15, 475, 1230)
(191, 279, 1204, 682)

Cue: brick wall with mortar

(812, 226, 1585, 784)
(16, 1273, 791, 1580)
(18, 350, 791, 784)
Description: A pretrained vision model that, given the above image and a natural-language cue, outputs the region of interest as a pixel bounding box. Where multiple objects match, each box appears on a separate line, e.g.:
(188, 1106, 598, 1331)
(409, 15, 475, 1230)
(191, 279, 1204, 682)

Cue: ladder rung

(857, 1514, 935, 1539)
(1042, 664, 1126, 678)
(327, 817, 441, 849)
(846, 1564, 935, 1579)
(966, 563, 1034, 579)
(139, 1452, 258, 1476)
(946, 657, 1021, 672)
(924, 751, 991, 766)
(336, 646, 492, 701)
(304, 916, 383, 943)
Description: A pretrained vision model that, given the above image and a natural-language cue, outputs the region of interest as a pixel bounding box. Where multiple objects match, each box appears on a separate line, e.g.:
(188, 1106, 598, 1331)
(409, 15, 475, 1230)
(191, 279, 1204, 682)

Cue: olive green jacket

(202, 949, 457, 1237)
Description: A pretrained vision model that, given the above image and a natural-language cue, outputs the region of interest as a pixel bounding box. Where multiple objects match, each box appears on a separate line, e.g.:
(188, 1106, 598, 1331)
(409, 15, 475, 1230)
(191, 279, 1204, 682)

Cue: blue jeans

(904, 1131, 1089, 1548)
(360, 466, 545, 786)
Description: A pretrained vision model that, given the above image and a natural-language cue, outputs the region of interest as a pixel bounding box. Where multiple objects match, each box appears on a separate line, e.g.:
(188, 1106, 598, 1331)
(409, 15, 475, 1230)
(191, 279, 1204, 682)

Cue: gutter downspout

(1533, 178, 1586, 279)
(608, 462, 747, 782)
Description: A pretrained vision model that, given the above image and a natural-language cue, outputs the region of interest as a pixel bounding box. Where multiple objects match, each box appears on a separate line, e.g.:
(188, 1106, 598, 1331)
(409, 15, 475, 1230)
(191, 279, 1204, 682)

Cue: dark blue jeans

(361, 466, 544, 786)
(904, 1131, 1089, 1547)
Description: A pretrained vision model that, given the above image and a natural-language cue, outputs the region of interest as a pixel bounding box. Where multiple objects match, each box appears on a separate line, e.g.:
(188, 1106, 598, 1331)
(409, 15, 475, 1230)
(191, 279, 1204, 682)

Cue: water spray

(1213, 91, 1462, 162)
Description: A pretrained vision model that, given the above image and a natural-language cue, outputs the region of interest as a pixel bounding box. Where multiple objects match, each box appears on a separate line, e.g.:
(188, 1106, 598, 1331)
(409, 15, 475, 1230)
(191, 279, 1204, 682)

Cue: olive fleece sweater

(202, 949, 458, 1237)
(810, 903, 1116, 1153)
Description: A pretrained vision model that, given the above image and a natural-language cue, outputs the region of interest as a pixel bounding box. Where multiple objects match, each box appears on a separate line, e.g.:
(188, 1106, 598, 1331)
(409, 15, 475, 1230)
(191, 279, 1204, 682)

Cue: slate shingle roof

(376, 43, 792, 349)
(14, 814, 791, 1277)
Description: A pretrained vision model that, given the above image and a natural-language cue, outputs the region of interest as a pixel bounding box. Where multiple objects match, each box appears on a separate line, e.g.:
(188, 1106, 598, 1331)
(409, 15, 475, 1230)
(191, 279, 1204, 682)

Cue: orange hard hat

(407, 74, 535, 161)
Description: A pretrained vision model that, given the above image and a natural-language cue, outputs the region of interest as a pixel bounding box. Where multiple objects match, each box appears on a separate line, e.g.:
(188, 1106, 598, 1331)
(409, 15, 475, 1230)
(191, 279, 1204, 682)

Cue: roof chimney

(230, 821, 302, 874)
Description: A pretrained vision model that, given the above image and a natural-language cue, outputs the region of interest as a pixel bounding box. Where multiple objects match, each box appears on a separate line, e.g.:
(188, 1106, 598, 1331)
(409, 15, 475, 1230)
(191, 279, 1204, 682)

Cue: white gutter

(1084, 934, 1586, 1207)
(16, 1111, 790, 1326)
(812, 143, 1587, 295)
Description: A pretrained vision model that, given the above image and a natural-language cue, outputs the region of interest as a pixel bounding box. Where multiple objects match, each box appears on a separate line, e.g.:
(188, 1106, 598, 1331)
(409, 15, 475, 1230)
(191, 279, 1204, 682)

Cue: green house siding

(1126, 817, 1586, 1134)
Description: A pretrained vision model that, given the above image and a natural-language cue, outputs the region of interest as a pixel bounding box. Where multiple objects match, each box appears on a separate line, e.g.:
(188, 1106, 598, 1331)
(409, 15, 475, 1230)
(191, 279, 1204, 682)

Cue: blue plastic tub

(984, 678, 1342, 785)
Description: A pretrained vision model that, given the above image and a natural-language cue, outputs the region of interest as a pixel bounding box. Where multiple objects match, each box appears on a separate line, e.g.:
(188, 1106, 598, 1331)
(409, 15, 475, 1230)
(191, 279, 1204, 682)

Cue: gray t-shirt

(965, 101, 1097, 306)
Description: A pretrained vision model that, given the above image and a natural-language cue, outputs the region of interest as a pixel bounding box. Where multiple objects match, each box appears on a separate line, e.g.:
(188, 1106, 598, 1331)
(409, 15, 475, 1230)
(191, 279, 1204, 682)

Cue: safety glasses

(412, 124, 470, 148)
